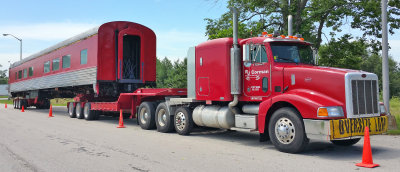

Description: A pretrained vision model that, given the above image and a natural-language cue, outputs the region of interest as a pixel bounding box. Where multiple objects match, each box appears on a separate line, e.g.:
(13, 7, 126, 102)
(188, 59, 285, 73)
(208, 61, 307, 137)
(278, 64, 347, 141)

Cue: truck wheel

(84, 102, 96, 120)
(155, 102, 174, 133)
(68, 102, 76, 118)
(138, 102, 156, 130)
(331, 138, 361, 146)
(174, 107, 193, 135)
(76, 103, 84, 119)
(268, 107, 308, 153)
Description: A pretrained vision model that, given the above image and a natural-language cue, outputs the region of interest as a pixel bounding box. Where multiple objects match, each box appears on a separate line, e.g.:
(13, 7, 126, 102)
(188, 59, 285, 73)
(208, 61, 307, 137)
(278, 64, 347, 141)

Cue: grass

(0, 95, 8, 98)
(0, 98, 72, 106)
(388, 97, 400, 134)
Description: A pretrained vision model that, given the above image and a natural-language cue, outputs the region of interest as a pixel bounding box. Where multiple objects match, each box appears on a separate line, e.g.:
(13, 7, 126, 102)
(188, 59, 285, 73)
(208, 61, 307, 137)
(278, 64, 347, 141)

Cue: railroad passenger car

(9, 21, 156, 109)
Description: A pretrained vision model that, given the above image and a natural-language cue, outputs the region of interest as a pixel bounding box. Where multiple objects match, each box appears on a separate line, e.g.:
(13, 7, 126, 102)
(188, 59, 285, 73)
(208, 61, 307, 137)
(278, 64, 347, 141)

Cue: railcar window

(23, 69, 27, 78)
(81, 49, 87, 65)
(18, 70, 22, 79)
(29, 67, 34, 76)
(44, 61, 50, 73)
(52, 58, 60, 71)
(62, 55, 71, 68)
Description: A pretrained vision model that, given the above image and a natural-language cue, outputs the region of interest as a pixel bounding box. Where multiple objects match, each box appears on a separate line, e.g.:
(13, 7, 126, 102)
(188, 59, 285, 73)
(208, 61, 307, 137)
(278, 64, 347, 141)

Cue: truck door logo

(244, 70, 269, 81)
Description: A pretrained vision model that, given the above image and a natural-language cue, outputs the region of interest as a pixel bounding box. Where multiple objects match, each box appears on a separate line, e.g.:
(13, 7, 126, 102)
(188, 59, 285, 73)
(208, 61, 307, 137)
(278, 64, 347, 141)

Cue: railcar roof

(10, 26, 100, 68)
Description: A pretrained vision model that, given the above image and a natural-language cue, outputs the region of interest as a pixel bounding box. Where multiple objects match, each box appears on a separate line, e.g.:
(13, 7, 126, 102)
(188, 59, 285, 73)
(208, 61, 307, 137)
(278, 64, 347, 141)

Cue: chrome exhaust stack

(229, 8, 241, 113)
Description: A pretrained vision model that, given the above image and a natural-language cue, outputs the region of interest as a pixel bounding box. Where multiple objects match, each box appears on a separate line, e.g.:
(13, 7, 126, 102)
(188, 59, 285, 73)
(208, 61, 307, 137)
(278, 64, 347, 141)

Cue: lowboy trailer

(10, 10, 388, 153)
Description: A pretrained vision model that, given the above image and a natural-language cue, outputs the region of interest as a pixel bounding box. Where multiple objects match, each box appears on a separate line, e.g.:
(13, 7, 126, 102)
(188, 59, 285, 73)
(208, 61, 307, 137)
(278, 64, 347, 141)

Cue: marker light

(300, 38, 304, 41)
(280, 35, 286, 38)
(262, 32, 267, 36)
(289, 36, 293, 39)
(293, 36, 298, 39)
(317, 106, 344, 117)
(267, 34, 273, 37)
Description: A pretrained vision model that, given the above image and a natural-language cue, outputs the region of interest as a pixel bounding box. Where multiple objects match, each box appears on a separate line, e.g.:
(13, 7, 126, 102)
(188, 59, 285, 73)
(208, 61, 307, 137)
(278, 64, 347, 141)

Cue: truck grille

(351, 80, 378, 115)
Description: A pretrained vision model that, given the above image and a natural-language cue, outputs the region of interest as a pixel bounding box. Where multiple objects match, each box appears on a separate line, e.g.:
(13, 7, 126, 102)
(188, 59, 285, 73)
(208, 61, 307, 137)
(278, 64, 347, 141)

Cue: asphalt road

(0, 105, 399, 172)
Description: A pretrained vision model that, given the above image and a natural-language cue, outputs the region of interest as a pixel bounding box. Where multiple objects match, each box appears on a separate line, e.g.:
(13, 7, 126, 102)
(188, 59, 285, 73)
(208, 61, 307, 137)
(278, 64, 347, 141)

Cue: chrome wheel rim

(157, 109, 167, 127)
(84, 104, 89, 118)
(175, 112, 186, 131)
(69, 103, 73, 115)
(76, 104, 81, 117)
(140, 108, 148, 124)
(275, 117, 295, 144)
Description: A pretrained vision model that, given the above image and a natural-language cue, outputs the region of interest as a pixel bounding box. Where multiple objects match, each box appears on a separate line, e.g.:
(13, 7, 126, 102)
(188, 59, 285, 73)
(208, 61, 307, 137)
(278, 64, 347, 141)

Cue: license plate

(330, 116, 388, 140)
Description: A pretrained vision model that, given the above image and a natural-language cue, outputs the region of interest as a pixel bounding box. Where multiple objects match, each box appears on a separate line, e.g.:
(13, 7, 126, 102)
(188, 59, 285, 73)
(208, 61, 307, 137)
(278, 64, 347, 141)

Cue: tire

(268, 107, 308, 153)
(155, 102, 174, 133)
(138, 102, 156, 130)
(21, 100, 27, 109)
(83, 102, 96, 120)
(331, 138, 361, 146)
(174, 107, 194, 135)
(68, 102, 76, 118)
(94, 111, 101, 120)
(76, 103, 84, 119)
(43, 99, 50, 109)
(17, 99, 21, 109)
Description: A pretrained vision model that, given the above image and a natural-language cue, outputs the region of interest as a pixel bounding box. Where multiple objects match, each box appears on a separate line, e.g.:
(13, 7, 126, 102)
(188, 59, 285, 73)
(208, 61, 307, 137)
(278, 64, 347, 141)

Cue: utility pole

(381, 0, 397, 129)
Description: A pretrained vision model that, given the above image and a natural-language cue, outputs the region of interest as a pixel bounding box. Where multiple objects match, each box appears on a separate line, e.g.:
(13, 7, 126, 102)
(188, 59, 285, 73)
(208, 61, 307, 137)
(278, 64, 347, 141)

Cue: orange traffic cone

(117, 110, 125, 128)
(356, 126, 379, 168)
(21, 105, 25, 112)
(48, 105, 54, 117)
(5, 103, 7, 108)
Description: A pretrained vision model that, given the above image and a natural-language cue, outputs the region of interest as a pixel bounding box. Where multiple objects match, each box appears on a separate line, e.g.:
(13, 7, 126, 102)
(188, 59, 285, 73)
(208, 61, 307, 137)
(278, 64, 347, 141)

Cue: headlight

(317, 106, 344, 117)
(379, 102, 386, 115)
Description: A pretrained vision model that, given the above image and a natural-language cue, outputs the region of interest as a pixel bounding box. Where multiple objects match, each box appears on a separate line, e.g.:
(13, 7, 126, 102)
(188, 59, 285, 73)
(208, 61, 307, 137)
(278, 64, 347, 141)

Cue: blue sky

(1, 0, 399, 72)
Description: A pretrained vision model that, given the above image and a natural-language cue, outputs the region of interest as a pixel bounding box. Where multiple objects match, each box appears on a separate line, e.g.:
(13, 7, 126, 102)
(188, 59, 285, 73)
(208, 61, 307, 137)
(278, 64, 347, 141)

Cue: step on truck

(10, 10, 388, 153)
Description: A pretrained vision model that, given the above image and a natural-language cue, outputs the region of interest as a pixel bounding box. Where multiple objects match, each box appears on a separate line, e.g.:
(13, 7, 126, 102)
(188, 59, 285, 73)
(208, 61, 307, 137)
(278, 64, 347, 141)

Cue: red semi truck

(9, 11, 388, 153)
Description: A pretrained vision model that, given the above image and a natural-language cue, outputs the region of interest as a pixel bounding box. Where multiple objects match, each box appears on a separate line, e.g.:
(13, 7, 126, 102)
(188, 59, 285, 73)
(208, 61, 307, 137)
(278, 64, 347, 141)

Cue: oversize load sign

(330, 116, 388, 139)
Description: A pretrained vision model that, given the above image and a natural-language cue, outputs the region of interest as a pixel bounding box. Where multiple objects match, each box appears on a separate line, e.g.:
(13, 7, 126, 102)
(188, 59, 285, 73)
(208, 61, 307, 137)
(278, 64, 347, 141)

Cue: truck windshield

(270, 42, 314, 65)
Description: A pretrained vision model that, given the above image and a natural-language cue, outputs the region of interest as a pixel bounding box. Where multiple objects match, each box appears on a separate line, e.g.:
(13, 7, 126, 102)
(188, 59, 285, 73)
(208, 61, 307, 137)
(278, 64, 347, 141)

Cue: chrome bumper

(303, 119, 332, 141)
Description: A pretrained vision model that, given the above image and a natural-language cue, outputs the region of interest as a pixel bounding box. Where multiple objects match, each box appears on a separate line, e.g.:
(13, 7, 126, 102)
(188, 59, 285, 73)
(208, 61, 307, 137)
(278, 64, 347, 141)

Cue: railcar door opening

(121, 35, 141, 82)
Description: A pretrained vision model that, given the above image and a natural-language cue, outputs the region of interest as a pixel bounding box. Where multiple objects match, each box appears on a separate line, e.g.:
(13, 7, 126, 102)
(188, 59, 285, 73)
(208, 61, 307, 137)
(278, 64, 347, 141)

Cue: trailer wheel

(94, 111, 101, 120)
(174, 107, 193, 135)
(84, 102, 96, 120)
(76, 103, 84, 119)
(268, 107, 308, 153)
(68, 102, 76, 118)
(138, 102, 156, 130)
(155, 102, 174, 133)
(331, 138, 361, 146)
(17, 99, 21, 109)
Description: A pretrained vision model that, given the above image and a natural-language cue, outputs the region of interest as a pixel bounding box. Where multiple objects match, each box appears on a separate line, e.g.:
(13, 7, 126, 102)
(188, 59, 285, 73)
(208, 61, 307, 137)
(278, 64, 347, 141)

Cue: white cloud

(0, 22, 98, 41)
(155, 29, 207, 60)
(388, 40, 400, 63)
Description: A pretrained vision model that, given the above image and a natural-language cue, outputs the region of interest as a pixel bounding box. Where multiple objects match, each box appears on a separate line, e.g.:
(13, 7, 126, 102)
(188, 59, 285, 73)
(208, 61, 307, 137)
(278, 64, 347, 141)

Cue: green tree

(318, 34, 367, 69)
(205, 0, 400, 50)
(156, 58, 187, 88)
(0, 64, 8, 84)
(361, 54, 400, 98)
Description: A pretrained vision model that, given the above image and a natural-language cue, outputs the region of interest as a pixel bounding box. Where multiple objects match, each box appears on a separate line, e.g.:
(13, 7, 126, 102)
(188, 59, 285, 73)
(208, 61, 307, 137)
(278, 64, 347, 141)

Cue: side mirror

(243, 44, 250, 62)
(312, 47, 318, 65)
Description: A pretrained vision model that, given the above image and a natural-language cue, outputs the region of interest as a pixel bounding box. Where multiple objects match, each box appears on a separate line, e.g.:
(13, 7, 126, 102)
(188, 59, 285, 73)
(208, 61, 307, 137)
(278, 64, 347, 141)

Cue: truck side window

(250, 45, 268, 63)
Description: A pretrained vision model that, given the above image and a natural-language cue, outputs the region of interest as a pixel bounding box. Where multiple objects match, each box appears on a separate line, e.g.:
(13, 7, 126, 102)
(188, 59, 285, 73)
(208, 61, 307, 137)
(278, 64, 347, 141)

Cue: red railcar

(9, 21, 156, 108)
